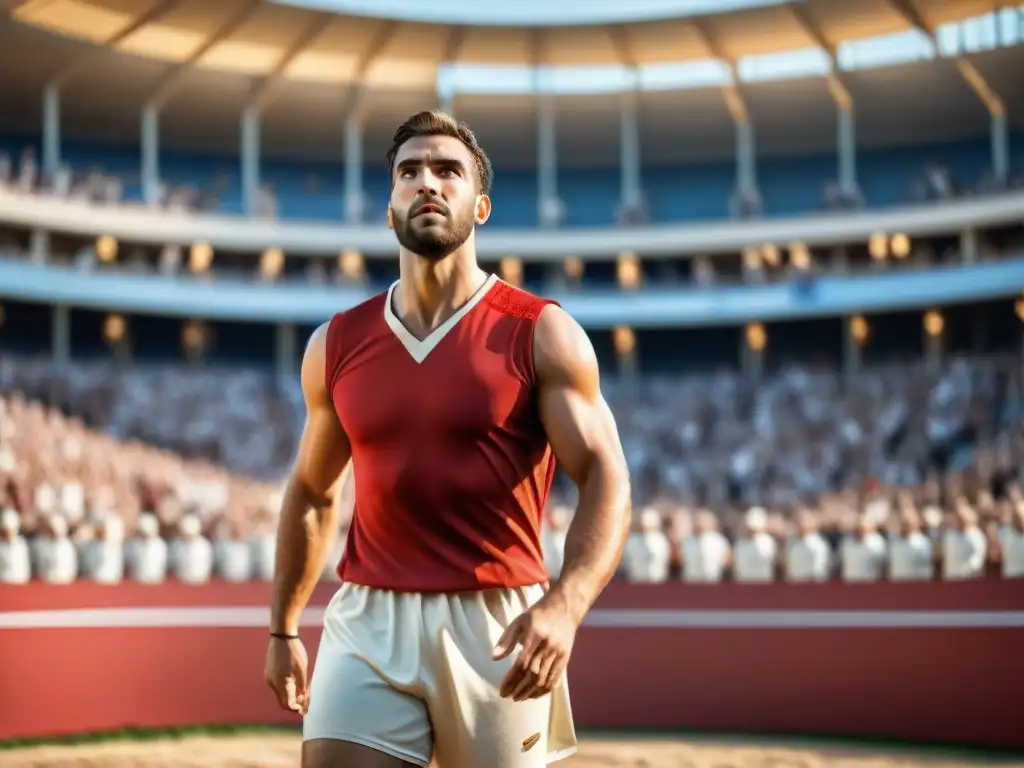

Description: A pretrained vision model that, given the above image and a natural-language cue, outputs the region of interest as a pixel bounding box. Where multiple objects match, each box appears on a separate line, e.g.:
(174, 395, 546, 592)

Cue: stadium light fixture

(339, 249, 365, 280)
(563, 256, 584, 280)
(890, 234, 911, 260)
(850, 315, 869, 345)
(746, 323, 767, 352)
(189, 242, 213, 273)
(613, 326, 636, 356)
(500, 256, 523, 286)
(95, 235, 118, 263)
(617, 251, 641, 290)
(103, 314, 126, 344)
(260, 247, 285, 281)
(869, 233, 889, 261)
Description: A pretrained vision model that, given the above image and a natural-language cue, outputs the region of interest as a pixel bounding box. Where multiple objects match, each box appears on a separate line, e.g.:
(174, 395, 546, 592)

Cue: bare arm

(269, 322, 352, 636)
(535, 305, 631, 624)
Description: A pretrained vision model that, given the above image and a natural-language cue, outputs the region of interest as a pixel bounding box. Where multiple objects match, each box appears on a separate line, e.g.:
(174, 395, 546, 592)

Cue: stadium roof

(0, 0, 1020, 168)
(4, 0, 1002, 75)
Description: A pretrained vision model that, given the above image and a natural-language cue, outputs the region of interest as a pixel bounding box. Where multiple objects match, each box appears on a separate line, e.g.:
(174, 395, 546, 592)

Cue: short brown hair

(386, 110, 494, 196)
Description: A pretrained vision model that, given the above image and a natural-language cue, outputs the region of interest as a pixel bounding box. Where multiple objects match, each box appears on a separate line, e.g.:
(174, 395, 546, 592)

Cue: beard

(393, 200, 475, 261)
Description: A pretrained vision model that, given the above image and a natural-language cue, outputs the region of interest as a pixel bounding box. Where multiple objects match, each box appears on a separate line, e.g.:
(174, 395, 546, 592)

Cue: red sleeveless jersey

(326, 274, 559, 592)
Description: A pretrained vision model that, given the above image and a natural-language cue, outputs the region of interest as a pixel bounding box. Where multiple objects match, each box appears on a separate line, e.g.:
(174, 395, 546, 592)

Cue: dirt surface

(3, 733, 1021, 768)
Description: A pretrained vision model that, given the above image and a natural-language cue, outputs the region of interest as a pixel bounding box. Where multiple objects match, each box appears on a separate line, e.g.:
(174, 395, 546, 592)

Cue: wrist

(270, 631, 300, 640)
(544, 580, 590, 626)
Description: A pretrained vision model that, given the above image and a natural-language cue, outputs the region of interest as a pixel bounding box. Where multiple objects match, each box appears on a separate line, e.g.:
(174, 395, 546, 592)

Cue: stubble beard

(393, 204, 475, 262)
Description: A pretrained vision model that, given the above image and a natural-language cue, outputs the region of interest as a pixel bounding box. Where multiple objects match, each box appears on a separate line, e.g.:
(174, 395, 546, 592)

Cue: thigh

(303, 738, 420, 768)
(303, 649, 432, 766)
(430, 674, 555, 768)
(425, 587, 577, 767)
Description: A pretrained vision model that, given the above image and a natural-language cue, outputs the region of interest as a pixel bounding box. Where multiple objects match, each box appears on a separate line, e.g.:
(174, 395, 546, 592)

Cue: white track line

(1, 607, 1023, 630)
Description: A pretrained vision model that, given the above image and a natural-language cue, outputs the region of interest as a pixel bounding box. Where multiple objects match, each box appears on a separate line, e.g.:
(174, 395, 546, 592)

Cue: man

(679, 510, 730, 583)
(888, 508, 934, 581)
(942, 499, 987, 580)
(732, 507, 777, 583)
(264, 111, 631, 768)
(839, 514, 887, 582)
(0, 507, 30, 584)
(622, 506, 670, 583)
(785, 509, 831, 583)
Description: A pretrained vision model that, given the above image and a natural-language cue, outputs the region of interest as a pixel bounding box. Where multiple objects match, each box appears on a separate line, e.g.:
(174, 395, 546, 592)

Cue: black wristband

(270, 632, 300, 640)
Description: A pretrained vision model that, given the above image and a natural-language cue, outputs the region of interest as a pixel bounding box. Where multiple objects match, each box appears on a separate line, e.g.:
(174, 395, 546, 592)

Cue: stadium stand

(1, 0, 1024, 588)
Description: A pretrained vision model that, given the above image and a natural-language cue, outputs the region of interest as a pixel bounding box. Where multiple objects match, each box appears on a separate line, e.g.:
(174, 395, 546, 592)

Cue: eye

(399, 169, 416, 179)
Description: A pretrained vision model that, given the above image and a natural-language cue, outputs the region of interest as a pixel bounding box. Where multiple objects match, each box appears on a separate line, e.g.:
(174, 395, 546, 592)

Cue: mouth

(413, 203, 445, 218)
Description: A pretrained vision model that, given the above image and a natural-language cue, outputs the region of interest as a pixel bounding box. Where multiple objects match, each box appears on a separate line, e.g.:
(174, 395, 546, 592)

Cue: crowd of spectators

(1, 351, 1023, 586)
(4, 147, 1022, 226)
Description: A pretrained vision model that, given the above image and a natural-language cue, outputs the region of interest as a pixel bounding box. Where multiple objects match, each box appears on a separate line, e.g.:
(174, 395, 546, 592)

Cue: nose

(417, 169, 443, 197)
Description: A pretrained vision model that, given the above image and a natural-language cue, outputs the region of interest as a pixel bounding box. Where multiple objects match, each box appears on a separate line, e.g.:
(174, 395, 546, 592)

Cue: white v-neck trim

(384, 273, 498, 364)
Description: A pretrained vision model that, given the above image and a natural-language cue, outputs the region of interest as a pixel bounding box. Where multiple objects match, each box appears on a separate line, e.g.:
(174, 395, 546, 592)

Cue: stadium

(0, 0, 1023, 764)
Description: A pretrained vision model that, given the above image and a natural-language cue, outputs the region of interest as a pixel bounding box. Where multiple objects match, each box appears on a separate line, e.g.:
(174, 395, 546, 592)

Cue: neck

(396, 246, 488, 332)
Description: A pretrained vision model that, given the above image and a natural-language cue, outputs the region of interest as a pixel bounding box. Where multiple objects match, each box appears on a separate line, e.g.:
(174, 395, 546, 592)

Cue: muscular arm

(535, 305, 631, 624)
(269, 322, 352, 636)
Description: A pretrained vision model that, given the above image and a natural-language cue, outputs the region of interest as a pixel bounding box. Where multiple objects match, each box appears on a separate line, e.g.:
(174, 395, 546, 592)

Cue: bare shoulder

(299, 321, 332, 401)
(534, 304, 599, 391)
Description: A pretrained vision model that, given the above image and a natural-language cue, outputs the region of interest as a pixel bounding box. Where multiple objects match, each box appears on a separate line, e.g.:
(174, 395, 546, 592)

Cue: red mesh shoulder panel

(485, 281, 560, 320)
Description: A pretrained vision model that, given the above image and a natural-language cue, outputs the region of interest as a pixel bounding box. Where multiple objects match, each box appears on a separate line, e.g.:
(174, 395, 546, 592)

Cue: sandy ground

(2, 733, 1021, 768)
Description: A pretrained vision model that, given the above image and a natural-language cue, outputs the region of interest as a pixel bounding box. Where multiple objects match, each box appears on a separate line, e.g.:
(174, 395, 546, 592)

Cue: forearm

(269, 476, 337, 634)
(548, 458, 631, 624)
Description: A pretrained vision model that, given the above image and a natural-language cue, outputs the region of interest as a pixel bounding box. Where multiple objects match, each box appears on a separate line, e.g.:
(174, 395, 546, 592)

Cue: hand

(492, 594, 580, 702)
(264, 636, 310, 715)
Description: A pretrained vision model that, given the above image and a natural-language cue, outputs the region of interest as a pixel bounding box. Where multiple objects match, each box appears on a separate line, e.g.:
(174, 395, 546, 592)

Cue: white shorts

(303, 582, 578, 767)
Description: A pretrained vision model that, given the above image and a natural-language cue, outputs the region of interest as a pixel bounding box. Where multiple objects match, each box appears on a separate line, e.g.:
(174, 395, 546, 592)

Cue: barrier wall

(1, 579, 1022, 748)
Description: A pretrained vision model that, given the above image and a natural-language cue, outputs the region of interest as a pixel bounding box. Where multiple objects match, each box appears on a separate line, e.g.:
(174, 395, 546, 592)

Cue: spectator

(214, 519, 252, 583)
(680, 511, 730, 583)
(250, 515, 277, 582)
(0, 507, 30, 584)
(171, 514, 213, 585)
(622, 507, 671, 583)
(888, 509, 934, 581)
(997, 504, 1024, 579)
(81, 515, 125, 584)
(126, 513, 168, 584)
(732, 507, 777, 583)
(942, 502, 987, 580)
(34, 514, 78, 584)
(786, 510, 831, 583)
(840, 516, 887, 582)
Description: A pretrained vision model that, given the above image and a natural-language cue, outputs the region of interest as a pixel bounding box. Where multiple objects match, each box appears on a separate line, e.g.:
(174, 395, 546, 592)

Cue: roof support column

(40, 0, 181, 180)
(888, 0, 1009, 183)
(241, 13, 331, 218)
(344, 101, 366, 223)
(240, 106, 261, 217)
(42, 83, 61, 177)
(618, 81, 644, 218)
(837, 103, 857, 196)
(735, 114, 756, 193)
(537, 92, 560, 227)
(140, 104, 161, 206)
(694, 20, 757, 214)
(791, 4, 858, 197)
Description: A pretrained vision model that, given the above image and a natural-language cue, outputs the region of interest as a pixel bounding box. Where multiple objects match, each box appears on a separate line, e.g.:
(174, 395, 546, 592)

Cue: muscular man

(265, 110, 631, 768)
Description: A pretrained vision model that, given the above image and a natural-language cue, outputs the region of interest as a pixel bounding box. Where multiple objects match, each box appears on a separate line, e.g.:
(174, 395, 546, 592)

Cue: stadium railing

(2, 187, 1023, 259)
(2, 253, 1023, 325)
